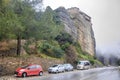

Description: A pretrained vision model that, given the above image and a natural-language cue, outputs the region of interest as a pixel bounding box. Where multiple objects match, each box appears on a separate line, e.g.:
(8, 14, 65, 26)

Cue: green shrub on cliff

(38, 41, 64, 58)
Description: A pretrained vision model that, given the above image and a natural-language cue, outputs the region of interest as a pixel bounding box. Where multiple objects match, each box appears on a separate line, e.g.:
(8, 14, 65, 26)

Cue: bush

(61, 42, 70, 50)
(52, 48, 64, 58)
(39, 41, 64, 58)
(55, 32, 74, 45)
(40, 42, 52, 52)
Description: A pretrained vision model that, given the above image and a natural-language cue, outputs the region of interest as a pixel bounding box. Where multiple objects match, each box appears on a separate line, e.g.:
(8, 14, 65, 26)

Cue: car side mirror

(27, 68, 30, 70)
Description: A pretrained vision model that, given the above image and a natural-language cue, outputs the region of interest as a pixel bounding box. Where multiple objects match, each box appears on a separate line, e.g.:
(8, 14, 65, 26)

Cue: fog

(96, 43, 120, 65)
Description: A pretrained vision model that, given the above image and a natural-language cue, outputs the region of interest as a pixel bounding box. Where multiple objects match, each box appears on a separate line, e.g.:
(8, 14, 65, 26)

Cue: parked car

(48, 64, 65, 73)
(77, 60, 91, 70)
(14, 64, 43, 77)
(63, 63, 74, 71)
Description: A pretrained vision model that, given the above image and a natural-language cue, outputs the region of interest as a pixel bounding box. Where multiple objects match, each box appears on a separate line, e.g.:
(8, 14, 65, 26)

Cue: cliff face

(55, 7, 96, 56)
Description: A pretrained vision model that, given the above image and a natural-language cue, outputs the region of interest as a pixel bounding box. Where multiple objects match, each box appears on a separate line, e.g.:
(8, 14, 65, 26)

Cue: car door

(60, 65, 64, 72)
(35, 65, 41, 75)
(58, 65, 61, 72)
(66, 64, 70, 71)
(28, 65, 37, 75)
(86, 62, 90, 69)
(68, 64, 72, 70)
(58, 65, 63, 72)
(84, 62, 87, 69)
(84, 62, 90, 69)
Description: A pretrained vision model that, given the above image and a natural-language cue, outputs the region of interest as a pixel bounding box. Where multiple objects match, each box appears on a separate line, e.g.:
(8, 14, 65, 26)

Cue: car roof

(79, 60, 90, 62)
(53, 64, 62, 66)
(28, 64, 40, 66)
(64, 63, 71, 65)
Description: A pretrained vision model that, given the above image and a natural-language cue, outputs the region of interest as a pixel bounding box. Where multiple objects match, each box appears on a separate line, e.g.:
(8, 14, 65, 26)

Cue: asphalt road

(1, 67, 120, 80)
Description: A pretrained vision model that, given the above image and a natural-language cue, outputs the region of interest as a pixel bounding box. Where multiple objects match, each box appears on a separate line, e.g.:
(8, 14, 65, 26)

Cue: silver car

(48, 64, 65, 73)
(77, 60, 91, 70)
(63, 63, 74, 71)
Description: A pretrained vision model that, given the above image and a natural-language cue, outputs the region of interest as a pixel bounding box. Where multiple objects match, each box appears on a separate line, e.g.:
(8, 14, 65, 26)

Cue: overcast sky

(43, 0, 120, 53)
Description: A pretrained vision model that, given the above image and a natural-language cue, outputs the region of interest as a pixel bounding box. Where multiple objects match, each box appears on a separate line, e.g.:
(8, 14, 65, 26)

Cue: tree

(0, 0, 16, 40)
(0, 0, 43, 55)
(12, 0, 43, 55)
(38, 6, 63, 40)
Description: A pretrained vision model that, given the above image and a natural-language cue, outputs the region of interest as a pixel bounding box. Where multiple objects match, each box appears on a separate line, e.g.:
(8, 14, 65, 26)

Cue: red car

(14, 64, 43, 77)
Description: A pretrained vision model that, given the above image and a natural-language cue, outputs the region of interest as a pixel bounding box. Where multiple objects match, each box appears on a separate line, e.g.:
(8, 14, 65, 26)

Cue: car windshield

(64, 64, 69, 66)
(21, 65, 29, 69)
(52, 65, 58, 67)
(79, 62, 85, 65)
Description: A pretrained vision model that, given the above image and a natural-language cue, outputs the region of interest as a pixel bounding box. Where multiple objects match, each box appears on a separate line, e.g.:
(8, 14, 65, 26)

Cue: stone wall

(0, 57, 63, 76)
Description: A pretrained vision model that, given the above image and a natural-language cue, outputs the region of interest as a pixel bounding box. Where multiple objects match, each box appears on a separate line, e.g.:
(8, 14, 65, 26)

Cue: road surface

(1, 67, 120, 80)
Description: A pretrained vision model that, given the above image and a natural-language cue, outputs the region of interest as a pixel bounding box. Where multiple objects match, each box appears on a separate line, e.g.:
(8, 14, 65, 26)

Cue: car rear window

(52, 65, 58, 67)
(36, 65, 41, 68)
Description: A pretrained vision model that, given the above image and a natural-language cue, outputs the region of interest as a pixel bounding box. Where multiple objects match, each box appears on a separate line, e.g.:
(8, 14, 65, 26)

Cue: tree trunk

(17, 35, 21, 56)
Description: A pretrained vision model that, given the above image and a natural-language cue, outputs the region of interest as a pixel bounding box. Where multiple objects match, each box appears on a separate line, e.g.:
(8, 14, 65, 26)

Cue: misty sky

(43, 0, 120, 53)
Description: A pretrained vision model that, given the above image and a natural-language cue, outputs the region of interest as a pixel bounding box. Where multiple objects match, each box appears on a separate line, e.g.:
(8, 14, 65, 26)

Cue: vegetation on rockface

(55, 32, 78, 64)
(74, 43, 102, 65)
(0, 0, 101, 66)
(38, 40, 64, 58)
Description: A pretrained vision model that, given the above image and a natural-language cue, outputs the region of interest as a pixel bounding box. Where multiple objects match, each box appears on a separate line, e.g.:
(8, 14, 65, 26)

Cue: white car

(48, 64, 65, 73)
(63, 63, 74, 71)
(77, 60, 91, 70)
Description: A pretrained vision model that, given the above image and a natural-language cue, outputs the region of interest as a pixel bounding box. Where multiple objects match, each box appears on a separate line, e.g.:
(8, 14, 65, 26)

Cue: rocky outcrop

(55, 7, 96, 56)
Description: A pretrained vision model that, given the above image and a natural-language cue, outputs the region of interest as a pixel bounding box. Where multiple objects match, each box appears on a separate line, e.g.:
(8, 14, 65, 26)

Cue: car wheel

(22, 72, 27, 78)
(65, 69, 68, 72)
(56, 71, 58, 74)
(54, 72, 57, 74)
(68, 69, 70, 71)
(39, 71, 43, 76)
(48, 72, 51, 74)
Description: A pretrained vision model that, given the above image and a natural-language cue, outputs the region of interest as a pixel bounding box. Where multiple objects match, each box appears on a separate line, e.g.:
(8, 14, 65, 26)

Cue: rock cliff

(55, 7, 96, 56)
